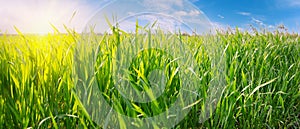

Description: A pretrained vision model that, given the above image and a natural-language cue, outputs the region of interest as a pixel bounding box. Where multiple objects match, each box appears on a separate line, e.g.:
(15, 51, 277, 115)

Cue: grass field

(0, 27, 299, 128)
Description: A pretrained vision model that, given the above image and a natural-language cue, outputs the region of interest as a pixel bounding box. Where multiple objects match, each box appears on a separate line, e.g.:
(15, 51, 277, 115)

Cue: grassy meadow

(0, 27, 299, 128)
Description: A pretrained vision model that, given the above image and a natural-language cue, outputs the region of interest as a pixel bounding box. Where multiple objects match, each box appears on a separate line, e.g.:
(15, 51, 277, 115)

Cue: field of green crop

(0, 27, 299, 128)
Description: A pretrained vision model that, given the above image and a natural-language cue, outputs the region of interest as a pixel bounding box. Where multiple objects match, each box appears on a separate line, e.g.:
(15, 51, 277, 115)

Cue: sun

(1, 0, 92, 34)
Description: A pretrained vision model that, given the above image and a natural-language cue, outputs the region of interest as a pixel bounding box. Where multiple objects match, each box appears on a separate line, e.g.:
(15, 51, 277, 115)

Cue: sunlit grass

(0, 26, 299, 128)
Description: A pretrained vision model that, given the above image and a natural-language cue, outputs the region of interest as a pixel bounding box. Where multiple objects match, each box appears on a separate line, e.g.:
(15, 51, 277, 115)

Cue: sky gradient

(193, 0, 300, 33)
(1, 0, 299, 34)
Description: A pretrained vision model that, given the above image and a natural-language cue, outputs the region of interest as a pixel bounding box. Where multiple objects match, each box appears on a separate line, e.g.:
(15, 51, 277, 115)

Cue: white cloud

(268, 25, 275, 29)
(174, 10, 202, 17)
(251, 17, 264, 26)
(217, 14, 224, 19)
(174, 11, 188, 16)
(189, 10, 202, 16)
(237, 12, 251, 16)
(143, 0, 184, 10)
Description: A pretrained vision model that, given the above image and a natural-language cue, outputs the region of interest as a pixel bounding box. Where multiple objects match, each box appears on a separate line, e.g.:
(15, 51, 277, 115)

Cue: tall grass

(0, 27, 299, 128)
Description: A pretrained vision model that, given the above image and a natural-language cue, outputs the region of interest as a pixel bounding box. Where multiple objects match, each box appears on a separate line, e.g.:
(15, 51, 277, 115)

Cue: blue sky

(192, 0, 300, 32)
(1, 0, 299, 34)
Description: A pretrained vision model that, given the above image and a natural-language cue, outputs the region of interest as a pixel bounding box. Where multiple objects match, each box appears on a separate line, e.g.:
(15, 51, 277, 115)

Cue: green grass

(0, 27, 299, 128)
